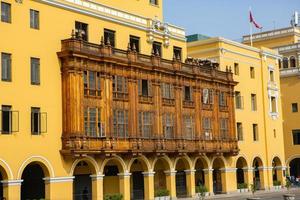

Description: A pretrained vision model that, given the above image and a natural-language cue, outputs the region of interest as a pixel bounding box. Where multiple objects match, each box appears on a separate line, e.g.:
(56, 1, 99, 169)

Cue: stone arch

(0, 158, 13, 180)
(252, 156, 264, 190)
(272, 156, 283, 184)
(211, 156, 227, 168)
(282, 57, 289, 68)
(18, 156, 54, 179)
(290, 56, 296, 68)
(151, 156, 172, 171)
(20, 159, 52, 200)
(127, 155, 151, 172)
(193, 156, 210, 170)
(252, 156, 264, 167)
(211, 157, 226, 194)
(287, 155, 300, 179)
(174, 156, 193, 170)
(236, 156, 248, 187)
(69, 156, 99, 176)
(100, 155, 126, 174)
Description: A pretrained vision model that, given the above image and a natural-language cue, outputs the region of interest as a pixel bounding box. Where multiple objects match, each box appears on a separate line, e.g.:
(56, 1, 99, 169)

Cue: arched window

(290, 56, 296, 68)
(283, 57, 289, 68)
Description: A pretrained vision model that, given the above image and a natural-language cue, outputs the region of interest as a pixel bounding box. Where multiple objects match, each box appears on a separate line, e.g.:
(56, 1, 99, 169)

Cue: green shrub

(196, 184, 208, 194)
(155, 189, 169, 197)
(273, 180, 281, 186)
(238, 183, 248, 189)
(286, 178, 292, 190)
(104, 193, 123, 200)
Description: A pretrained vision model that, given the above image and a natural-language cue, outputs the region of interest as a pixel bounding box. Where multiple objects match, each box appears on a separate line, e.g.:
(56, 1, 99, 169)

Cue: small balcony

(138, 95, 153, 104)
(113, 92, 129, 101)
(61, 135, 239, 156)
(183, 100, 195, 108)
(162, 98, 175, 106)
(202, 103, 213, 110)
(219, 105, 229, 112)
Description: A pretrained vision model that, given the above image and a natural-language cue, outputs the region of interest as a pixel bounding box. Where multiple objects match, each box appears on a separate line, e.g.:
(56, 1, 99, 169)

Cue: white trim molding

(184, 169, 196, 175)
(219, 168, 237, 173)
(43, 176, 75, 183)
(142, 171, 155, 177)
(202, 168, 214, 173)
(258, 166, 273, 171)
(242, 167, 254, 172)
(1, 179, 23, 186)
(164, 170, 177, 176)
(117, 172, 131, 178)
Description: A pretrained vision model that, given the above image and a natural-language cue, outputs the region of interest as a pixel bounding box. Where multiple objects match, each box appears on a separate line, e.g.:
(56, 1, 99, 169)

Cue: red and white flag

(249, 11, 262, 29)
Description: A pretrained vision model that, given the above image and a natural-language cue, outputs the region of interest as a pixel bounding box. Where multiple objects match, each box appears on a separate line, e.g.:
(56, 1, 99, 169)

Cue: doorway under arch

(236, 157, 248, 188)
(289, 158, 300, 179)
(252, 157, 263, 190)
(194, 158, 208, 187)
(21, 163, 49, 200)
(175, 158, 190, 198)
(212, 158, 225, 194)
(73, 161, 95, 200)
(153, 158, 170, 196)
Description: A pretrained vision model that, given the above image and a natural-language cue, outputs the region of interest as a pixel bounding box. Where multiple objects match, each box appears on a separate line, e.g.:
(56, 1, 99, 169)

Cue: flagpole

(249, 7, 253, 46)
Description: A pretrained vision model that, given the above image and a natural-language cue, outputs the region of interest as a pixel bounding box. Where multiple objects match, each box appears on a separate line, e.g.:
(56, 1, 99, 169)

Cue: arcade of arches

(0, 155, 288, 200)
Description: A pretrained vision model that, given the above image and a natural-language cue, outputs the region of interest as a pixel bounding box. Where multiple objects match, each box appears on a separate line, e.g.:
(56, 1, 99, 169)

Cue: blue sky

(163, 0, 300, 41)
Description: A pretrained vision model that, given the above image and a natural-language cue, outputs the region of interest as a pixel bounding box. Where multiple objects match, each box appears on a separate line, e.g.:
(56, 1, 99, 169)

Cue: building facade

(0, 0, 242, 200)
(243, 26, 300, 181)
(187, 36, 286, 192)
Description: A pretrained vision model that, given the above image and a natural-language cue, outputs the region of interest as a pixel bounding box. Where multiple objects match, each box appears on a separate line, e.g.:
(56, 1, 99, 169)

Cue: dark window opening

(1, 52, 11, 82)
(31, 57, 40, 85)
(31, 107, 40, 135)
(142, 80, 148, 96)
(184, 86, 191, 101)
(30, 9, 39, 29)
(153, 42, 162, 57)
(253, 124, 258, 141)
(104, 29, 115, 47)
(150, 0, 158, 5)
(75, 21, 88, 41)
(1, 105, 11, 134)
(293, 130, 300, 145)
(130, 35, 140, 52)
(173, 46, 182, 60)
(292, 103, 298, 113)
(1, 2, 11, 23)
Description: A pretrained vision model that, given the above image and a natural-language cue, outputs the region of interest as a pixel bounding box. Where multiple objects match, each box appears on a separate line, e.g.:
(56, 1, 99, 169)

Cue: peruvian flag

(249, 11, 262, 29)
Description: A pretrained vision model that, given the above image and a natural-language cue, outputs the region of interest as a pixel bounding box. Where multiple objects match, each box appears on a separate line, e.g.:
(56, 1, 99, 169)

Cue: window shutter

(40, 112, 47, 133)
(190, 87, 193, 101)
(138, 79, 142, 96)
(170, 84, 174, 99)
(148, 80, 152, 96)
(124, 77, 128, 93)
(11, 110, 19, 132)
(209, 89, 214, 104)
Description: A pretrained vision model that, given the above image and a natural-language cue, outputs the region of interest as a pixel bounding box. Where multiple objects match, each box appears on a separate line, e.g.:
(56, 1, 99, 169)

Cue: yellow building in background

(243, 26, 300, 181)
(187, 35, 286, 191)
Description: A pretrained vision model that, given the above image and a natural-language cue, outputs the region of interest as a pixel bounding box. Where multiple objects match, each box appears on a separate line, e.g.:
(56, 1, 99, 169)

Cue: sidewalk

(180, 188, 300, 200)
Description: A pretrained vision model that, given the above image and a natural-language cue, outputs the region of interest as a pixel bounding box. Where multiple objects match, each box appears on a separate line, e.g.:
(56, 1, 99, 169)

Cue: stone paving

(182, 188, 300, 200)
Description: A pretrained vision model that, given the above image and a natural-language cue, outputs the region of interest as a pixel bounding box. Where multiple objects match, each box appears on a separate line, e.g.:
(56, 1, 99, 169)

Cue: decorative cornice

(43, 176, 75, 183)
(257, 166, 273, 171)
(280, 68, 300, 77)
(1, 179, 23, 186)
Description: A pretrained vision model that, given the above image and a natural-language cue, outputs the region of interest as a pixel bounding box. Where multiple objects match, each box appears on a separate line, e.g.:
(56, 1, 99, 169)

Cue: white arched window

(282, 57, 289, 68)
(290, 56, 296, 68)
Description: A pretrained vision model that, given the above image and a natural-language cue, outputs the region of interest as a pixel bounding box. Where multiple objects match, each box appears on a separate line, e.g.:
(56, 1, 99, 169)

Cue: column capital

(258, 166, 273, 171)
(203, 168, 214, 173)
(142, 171, 155, 177)
(184, 169, 196, 175)
(242, 167, 254, 172)
(90, 174, 105, 180)
(117, 172, 131, 178)
(274, 166, 287, 170)
(1, 179, 23, 186)
(164, 170, 177, 176)
(219, 168, 237, 173)
(43, 176, 75, 184)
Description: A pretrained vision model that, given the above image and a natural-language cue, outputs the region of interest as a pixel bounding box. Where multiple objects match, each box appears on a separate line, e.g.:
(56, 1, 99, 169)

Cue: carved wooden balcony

(183, 100, 195, 108)
(138, 95, 153, 104)
(61, 135, 239, 156)
(202, 103, 213, 110)
(219, 105, 229, 112)
(162, 98, 175, 106)
(113, 92, 129, 101)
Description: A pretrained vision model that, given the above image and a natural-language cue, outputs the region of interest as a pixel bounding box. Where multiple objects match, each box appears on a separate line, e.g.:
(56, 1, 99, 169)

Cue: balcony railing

(61, 135, 239, 155)
(162, 98, 175, 106)
(183, 100, 195, 108)
(113, 92, 129, 101)
(138, 95, 153, 104)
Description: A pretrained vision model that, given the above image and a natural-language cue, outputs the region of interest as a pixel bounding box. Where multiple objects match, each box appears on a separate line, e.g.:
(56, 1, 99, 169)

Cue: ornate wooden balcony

(162, 98, 175, 106)
(138, 95, 153, 104)
(61, 135, 239, 156)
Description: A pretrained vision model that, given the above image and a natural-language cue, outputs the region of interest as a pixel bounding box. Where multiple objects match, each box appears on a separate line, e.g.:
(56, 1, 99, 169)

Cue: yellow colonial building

(243, 26, 300, 181)
(187, 35, 287, 192)
(0, 0, 242, 200)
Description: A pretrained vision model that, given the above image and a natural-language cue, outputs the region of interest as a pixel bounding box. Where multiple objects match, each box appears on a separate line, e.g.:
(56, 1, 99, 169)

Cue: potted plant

(273, 180, 281, 190)
(242, 183, 248, 192)
(237, 183, 243, 193)
(104, 194, 123, 200)
(154, 189, 170, 200)
(196, 184, 208, 200)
